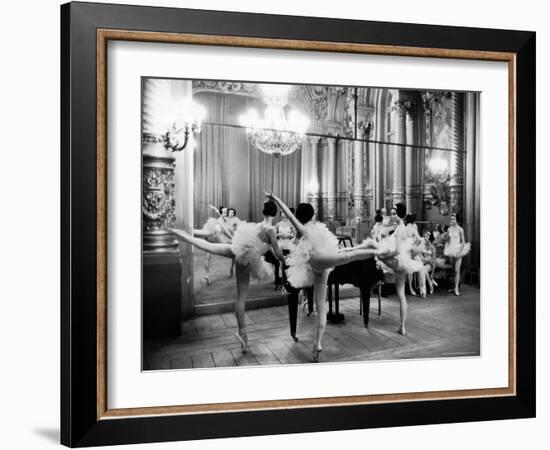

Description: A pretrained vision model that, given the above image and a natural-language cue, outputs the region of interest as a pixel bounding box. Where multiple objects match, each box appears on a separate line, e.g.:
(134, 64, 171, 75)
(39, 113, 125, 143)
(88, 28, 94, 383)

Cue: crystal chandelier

(238, 84, 310, 158)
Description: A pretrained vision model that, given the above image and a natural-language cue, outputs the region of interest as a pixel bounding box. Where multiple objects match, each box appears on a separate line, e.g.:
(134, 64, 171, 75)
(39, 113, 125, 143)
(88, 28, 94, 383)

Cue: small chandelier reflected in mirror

(239, 84, 310, 158)
(163, 99, 207, 152)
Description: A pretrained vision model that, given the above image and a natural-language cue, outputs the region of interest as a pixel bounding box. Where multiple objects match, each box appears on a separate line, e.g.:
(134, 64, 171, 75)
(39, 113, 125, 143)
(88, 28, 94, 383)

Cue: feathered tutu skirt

(231, 222, 273, 281)
(278, 239, 296, 252)
(286, 222, 338, 288)
(202, 218, 231, 244)
(377, 236, 424, 274)
(444, 242, 471, 258)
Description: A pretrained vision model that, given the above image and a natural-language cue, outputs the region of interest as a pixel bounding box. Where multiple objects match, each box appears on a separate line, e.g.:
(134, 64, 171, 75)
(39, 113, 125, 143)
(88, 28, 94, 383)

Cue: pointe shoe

(453, 288, 461, 296)
(397, 325, 406, 336)
(312, 346, 322, 363)
(419, 287, 427, 299)
(432, 280, 439, 287)
(410, 289, 418, 297)
(204, 275, 211, 286)
(235, 331, 249, 353)
(291, 333, 299, 342)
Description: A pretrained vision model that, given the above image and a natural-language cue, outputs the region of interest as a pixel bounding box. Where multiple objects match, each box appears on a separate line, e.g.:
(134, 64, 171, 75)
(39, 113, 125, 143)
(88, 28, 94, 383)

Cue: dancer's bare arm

(265, 191, 306, 237)
(267, 229, 286, 264)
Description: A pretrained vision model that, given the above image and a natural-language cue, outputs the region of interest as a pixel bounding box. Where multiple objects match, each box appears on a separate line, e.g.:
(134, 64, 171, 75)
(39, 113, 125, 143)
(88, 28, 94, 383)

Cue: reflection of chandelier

(162, 99, 206, 152)
(238, 84, 310, 158)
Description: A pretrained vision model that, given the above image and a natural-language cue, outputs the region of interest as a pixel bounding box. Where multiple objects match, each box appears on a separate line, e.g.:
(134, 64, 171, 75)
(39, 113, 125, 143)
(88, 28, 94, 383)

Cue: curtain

(193, 93, 302, 227)
(248, 146, 302, 223)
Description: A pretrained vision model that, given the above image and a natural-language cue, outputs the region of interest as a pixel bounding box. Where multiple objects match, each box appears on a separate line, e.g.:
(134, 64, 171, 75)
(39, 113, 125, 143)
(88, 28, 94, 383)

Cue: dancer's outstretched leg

(312, 269, 329, 362)
(310, 247, 394, 272)
(172, 228, 234, 258)
(234, 263, 250, 352)
(193, 229, 215, 239)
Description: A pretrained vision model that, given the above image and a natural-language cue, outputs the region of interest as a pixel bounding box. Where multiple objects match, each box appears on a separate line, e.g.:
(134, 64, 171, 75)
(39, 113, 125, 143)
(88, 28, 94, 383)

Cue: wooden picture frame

(61, 1, 535, 446)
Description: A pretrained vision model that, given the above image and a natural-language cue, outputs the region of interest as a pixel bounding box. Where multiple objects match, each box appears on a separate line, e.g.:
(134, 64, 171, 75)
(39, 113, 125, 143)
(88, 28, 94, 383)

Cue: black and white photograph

(142, 77, 481, 369)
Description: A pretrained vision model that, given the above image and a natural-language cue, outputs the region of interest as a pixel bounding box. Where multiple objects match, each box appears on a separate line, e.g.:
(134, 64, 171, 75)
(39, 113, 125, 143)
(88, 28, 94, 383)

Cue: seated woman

(171, 200, 286, 353)
(266, 192, 394, 362)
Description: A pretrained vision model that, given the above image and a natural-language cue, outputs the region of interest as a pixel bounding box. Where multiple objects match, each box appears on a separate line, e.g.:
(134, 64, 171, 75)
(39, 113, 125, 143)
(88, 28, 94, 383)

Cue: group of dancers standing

(371, 207, 471, 300)
(171, 193, 470, 363)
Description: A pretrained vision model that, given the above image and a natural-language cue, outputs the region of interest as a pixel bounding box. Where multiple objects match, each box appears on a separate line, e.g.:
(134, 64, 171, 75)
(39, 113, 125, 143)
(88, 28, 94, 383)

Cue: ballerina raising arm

(266, 192, 389, 268)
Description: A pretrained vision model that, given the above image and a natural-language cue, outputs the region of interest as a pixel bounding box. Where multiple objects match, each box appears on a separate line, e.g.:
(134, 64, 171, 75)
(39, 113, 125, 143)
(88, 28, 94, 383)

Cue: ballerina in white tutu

(171, 200, 286, 352)
(370, 204, 424, 335)
(443, 213, 471, 296)
(193, 205, 234, 284)
(266, 192, 395, 362)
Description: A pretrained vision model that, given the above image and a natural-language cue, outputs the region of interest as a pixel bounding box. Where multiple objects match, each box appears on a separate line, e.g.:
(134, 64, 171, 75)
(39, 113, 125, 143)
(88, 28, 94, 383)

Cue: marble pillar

(392, 101, 406, 205)
(405, 103, 422, 215)
(325, 137, 338, 222)
(305, 136, 321, 218)
(352, 129, 365, 221)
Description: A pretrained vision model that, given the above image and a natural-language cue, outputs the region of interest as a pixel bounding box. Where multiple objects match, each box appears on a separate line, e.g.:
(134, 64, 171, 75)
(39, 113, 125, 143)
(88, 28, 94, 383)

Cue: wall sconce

(426, 155, 450, 215)
(163, 99, 206, 152)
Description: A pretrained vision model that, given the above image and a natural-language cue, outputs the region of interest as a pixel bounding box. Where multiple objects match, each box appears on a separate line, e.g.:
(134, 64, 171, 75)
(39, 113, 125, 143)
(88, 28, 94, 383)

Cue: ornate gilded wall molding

(192, 80, 258, 96)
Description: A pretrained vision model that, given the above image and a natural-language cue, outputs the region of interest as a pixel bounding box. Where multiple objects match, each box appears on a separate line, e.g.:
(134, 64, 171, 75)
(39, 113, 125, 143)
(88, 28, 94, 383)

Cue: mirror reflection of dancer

(419, 230, 438, 294)
(443, 213, 471, 296)
(371, 204, 423, 335)
(404, 214, 429, 298)
(266, 192, 394, 362)
(193, 205, 234, 285)
(171, 201, 286, 352)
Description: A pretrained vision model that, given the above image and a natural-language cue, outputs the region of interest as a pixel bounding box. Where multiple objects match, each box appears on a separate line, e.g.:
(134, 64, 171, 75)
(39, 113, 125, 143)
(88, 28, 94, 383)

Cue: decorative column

(450, 92, 465, 217)
(325, 136, 338, 222)
(142, 78, 183, 337)
(352, 128, 365, 222)
(364, 121, 375, 218)
(305, 136, 321, 219)
(421, 95, 432, 204)
(391, 100, 407, 205)
(335, 138, 349, 222)
(142, 136, 179, 251)
(404, 102, 421, 215)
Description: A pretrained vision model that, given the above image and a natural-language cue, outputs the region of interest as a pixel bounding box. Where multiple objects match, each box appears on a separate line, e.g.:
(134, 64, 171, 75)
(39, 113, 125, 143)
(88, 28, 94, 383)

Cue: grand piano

(285, 257, 384, 339)
(326, 258, 384, 326)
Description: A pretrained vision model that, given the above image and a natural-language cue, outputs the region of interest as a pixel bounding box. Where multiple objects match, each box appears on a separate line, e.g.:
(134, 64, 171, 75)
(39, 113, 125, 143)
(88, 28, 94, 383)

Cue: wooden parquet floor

(143, 285, 480, 370)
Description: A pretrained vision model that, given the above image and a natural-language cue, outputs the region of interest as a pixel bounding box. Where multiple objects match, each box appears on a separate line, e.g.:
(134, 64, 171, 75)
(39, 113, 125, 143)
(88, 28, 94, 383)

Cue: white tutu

(202, 217, 219, 235)
(231, 222, 273, 280)
(287, 221, 338, 288)
(377, 235, 424, 274)
(278, 239, 297, 252)
(444, 242, 471, 258)
(202, 217, 231, 244)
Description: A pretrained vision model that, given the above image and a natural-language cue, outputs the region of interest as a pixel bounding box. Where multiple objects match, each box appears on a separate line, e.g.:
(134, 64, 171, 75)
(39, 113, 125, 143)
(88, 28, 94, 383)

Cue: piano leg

(327, 285, 334, 322)
(306, 287, 314, 315)
(287, 289, 299, 341)
(335, 285, 345, 323)
(360, 287, 371, 328)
